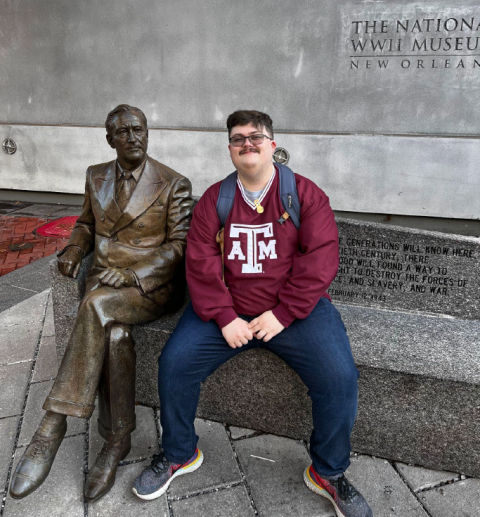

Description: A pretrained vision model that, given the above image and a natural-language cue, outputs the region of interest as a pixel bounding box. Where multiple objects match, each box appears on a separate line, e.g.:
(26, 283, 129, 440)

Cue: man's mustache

(240, 147, 260, 155)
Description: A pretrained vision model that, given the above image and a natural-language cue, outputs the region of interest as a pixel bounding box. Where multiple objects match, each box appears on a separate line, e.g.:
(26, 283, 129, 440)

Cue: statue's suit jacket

(47, 156, 192, 433)
(61, 155, 193, 308)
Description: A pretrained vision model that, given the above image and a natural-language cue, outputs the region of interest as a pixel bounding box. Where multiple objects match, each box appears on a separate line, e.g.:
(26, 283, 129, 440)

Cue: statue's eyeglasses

(229, 134, 273, 147)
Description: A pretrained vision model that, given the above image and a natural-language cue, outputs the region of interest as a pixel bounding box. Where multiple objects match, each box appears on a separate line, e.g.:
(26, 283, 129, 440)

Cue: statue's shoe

(84, 435, 131, 502)
(9, 418, 67, 499)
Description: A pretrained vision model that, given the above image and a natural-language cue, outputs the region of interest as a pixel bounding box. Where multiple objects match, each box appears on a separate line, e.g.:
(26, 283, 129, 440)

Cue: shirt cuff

(272, 303, 296, 328)
(125, 268, 143, 291)
(57, 244, 84, 258)
(214, 308, 238, 330)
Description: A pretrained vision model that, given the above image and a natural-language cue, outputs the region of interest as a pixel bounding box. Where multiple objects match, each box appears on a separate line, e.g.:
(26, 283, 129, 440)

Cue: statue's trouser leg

(43, 281, 162, 422)
(97, 324, 136, 442)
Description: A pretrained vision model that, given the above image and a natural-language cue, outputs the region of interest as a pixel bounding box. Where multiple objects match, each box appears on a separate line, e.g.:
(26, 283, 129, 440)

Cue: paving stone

(1, 255, 53, 297)
(5, 435, 85, 517)
(235, 434, 334, 517)
(0, 362, 31, 418)
(345, 455, 428, 517)
(0, 290, 49, 365)
(0, 416, 20, 491)
(42, 294, 55, 337)
(32, 334, 58, 383)
(11, 204, 66, 218)
(49, 206, 82, 218)
(18, 380, 86, 447)
(419, 478, 480, 517)
(88, 460, 169, 517)
(0, 201, 31, 214)
(169, 419, 242, 498)
(229, 426, 257, 440)
(171, 484, 255, 517)
(395, 462, 459, 492)
(0, 285, 41, 315)
(89, 405, 159, 468)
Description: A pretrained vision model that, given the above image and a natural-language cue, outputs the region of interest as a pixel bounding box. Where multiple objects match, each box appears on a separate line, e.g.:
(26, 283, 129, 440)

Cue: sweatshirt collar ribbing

(237, 166, 276, 211)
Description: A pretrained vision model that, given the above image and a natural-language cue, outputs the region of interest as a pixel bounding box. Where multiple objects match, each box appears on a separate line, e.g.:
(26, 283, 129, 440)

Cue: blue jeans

(158, 298, 359, 477)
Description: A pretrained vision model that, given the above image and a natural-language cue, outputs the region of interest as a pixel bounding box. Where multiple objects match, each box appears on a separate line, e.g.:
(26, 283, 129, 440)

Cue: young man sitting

(133, 110, 372, 517)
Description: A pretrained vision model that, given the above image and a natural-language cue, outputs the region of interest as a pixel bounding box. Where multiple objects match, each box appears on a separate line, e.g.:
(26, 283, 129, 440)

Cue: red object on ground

(0, 216, 74, 277)
(35, 216, 79, 237)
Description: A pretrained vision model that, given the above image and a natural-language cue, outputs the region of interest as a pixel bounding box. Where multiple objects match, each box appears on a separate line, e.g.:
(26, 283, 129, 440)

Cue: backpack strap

(276, 164, 301, 230)
(216, 171, 237, 227)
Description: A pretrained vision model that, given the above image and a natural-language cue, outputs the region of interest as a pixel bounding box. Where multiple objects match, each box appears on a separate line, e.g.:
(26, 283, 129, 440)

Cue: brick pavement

(0, 216, 70, 277)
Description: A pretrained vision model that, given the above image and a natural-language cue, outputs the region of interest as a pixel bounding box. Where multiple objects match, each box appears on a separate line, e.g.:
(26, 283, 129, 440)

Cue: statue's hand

(58, 247, 83, 278)
(98, 268, 135, 289)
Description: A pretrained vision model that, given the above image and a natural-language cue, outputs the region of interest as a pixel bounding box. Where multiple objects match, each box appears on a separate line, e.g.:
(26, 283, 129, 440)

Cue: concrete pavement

(0, 289, 479, 516)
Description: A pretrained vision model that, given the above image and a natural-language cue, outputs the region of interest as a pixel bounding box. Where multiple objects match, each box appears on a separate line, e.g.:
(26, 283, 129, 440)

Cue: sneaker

(304, 465, 373, 517)
(132, 449, 203, 500)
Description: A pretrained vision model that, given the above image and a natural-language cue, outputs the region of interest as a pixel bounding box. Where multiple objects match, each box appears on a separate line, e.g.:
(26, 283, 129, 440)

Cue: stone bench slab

(343, 303, 480, 385)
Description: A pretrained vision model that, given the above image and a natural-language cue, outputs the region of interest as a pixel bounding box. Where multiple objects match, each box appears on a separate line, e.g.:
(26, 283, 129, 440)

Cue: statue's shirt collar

(116, 156, 147, 183)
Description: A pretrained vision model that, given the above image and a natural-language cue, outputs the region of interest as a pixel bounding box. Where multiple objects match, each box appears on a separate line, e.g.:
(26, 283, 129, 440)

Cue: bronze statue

(9, 104, 193, 502)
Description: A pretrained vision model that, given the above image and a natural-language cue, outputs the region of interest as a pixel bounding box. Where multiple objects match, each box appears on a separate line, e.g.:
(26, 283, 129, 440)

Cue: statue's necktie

(117, 171, 136, 212)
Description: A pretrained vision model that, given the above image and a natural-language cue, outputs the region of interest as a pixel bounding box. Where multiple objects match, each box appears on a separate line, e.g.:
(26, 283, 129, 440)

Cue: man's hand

(222, 318, 253, 349)
(249, 311, 285, 342)
(98, 268, 135, 289)
(58, 247, 83, 278)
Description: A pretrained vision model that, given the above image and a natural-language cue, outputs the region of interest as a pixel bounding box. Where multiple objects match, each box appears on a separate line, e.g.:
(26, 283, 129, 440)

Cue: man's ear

(106, 133, 115, 149)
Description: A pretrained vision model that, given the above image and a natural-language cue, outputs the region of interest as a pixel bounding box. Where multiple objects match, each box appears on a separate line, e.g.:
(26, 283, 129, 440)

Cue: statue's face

(107, 112, 148, 169)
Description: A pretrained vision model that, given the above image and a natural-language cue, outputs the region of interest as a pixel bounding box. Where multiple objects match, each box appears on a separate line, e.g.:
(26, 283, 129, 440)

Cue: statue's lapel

(111, 157, 166, 233)
(93, 161, 122, 223)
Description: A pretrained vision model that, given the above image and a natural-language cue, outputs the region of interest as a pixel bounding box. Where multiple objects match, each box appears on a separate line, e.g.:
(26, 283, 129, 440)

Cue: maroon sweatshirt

(186, 169, 339, 329)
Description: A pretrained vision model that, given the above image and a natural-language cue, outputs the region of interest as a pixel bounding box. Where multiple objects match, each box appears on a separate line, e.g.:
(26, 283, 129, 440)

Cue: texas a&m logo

(227, 223, 277, 273)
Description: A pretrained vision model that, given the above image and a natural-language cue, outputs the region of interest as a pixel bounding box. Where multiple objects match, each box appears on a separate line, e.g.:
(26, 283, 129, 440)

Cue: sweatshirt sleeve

(186, 185, 238, 329)
(272, 177, 339, 327)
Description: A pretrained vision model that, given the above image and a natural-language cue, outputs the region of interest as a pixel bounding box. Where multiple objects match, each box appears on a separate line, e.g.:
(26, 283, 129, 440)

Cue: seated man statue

(10, 104, 193, 502)
(132, 110, 372, 517)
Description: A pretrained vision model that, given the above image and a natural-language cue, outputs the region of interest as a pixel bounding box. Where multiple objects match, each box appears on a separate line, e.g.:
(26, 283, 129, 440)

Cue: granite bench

(51, 218, 480, 477)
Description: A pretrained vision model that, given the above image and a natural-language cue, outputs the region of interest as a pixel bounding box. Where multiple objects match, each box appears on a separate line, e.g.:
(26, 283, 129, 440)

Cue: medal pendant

(254, 200, 264, 214)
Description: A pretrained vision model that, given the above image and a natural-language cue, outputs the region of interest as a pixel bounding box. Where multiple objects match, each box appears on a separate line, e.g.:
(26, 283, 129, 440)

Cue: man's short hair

(226, 110, 274, 138)
(105, 104, 148, 136)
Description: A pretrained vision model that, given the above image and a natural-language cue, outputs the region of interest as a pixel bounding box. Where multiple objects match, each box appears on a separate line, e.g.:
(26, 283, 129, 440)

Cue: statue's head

(105, 104, 148, 169)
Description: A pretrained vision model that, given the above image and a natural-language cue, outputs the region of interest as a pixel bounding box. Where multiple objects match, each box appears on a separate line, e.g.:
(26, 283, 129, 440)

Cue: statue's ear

(106, 133, 115, 149)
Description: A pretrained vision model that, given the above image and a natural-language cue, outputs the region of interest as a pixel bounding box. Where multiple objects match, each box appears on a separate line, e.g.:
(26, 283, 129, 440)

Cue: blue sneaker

(132, 449, 203, 500)
(304, 465, 373, 517)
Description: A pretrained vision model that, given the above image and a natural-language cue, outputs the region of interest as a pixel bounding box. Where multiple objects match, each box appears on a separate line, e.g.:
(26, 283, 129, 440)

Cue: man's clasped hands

(221, 310, 285, 348)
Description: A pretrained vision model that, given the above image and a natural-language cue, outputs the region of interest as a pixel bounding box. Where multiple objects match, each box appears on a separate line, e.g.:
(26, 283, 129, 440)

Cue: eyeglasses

(229, 133, 273, 147)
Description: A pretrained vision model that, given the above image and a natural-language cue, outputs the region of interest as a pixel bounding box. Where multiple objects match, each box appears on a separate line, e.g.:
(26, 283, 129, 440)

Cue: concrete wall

(1, 0, 479, 218)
